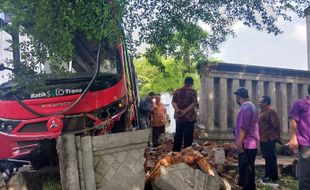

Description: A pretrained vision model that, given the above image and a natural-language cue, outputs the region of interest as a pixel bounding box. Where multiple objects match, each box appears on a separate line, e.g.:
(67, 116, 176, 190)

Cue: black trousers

(173, 122, 194, 152)
(298, 145, 310, 190)
(152, 126, 165, 147)
(260, 140, 279, 180)
(238, 149, 257, 190)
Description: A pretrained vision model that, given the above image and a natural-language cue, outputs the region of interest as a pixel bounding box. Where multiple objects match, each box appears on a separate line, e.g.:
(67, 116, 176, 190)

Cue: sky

(212, 15, 308, 70)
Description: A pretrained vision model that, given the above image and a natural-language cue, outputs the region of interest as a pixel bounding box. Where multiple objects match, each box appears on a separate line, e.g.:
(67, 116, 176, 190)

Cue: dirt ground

(40, 167, 298, 190)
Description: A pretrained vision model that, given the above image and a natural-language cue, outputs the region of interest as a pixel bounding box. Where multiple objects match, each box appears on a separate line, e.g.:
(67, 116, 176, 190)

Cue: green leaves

(0, 0, 124, 88)
(0, 0, 309, 90)
(134, 56, 200, 96)
(1, 0, 122, 67)
(124, 0, 309, 53)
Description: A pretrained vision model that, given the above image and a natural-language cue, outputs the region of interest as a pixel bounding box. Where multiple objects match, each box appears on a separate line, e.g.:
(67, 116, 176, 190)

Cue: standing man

(151, 94, 167, 147)
(286, 85, 310, 190)
(138, 91, 155, 129)
(172, 77, 198, 152)
(258, 96, 281, 184)
(233, 87, 259, 190)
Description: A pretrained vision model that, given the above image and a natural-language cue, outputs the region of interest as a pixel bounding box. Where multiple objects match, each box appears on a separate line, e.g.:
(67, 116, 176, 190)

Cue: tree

(124, 0, 310, 53)
(144, 23, 208, 74)
(134, 56, 200, 97)
(0, 0, 309, 78)
(0, 1, 124, 74)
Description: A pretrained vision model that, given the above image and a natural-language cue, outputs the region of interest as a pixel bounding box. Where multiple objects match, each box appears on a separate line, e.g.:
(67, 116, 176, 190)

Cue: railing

(198, 63, 310, 140)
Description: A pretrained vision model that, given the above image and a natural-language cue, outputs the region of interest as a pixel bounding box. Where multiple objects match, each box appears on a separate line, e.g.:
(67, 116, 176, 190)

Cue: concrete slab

(92, 129, 149, 190)
(153, 163, 225, 190)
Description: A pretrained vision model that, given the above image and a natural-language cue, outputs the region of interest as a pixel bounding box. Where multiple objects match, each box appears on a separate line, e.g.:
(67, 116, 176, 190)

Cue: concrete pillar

(206, 77, 215, 131)
(303, 84, 309, 97)
(57, 135, 81, 190)
(245, 80, 252, 100)
(219, 78, 227, 131)
(232, 79, 239, 127)
(199, 77, 208, 126)
(280, 83, 288, 133)
(251, 81, 258, 109)
(292, 83, 298, 104)
(257, 81, 264, 102)
(268, 82, 277, 111)
(306, 8, 310, 70)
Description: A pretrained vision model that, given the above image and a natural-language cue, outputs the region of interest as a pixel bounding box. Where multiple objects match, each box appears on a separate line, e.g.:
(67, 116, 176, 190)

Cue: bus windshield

(70, 33, 122, 76)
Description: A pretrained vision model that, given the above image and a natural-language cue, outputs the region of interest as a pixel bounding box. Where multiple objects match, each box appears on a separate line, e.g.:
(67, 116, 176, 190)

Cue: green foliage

(0, 0, 125, 88)
(1, 0, 123, 61)
(134, 56, 200, 97)
(0, 0, 309, 87)
(144, 23, 209, 73)
(125, 0, 310, 53)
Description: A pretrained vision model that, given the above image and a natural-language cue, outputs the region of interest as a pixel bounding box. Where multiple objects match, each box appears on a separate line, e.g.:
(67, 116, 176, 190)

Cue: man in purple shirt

(233, 87, 259, 190)
(287, 85, 310, 190)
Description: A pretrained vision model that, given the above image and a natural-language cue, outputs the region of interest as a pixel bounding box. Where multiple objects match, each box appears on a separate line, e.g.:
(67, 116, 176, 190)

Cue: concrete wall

(57, 129, 149, 190)
(198, 63, 310, 141)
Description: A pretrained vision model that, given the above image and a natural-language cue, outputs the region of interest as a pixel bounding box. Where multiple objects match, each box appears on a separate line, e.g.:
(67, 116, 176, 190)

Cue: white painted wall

(160, 92, 176, 133)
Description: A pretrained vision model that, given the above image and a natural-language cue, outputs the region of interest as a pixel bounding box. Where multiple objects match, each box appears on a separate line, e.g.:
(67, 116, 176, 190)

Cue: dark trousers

(238, 149, 257, 190)
(173, 122, 194, 152)
(152, 126, 165, 147)
(299, 145, 310, 190)
(260, 140, 278, 180)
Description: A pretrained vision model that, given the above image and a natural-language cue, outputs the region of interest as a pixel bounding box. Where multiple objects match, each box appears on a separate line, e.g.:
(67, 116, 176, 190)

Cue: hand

(177, 110, 185, 117)
(236, 142, 243, 153)
(285, 137, 298, 151)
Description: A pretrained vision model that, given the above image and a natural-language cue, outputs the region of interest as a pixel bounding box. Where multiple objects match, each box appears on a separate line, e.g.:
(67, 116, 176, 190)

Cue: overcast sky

(212, 15, 308, 70)
(0, 14, 308, 71)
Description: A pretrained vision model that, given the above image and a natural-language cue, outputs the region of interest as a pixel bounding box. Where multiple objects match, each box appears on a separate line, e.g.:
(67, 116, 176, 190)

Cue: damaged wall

(57, 129, 149, 190)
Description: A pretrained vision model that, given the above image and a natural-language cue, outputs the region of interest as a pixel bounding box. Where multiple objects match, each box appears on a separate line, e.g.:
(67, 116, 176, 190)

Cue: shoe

(260, 176, 268, 182)
(260, 177, 279, 187)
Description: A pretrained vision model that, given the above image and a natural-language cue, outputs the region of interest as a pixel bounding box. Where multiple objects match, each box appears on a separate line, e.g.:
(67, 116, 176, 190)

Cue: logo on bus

(47, 117, 63, 132)
(30, 88, 83, 99)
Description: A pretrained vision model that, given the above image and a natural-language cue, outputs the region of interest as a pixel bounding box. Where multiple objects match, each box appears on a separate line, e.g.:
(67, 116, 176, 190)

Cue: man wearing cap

(286, 85, 310, 190)
(233, 87, 259, 190)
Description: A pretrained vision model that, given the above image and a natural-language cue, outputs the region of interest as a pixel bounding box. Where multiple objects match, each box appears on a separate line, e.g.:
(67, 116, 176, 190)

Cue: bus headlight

(0, 119, 21, 133)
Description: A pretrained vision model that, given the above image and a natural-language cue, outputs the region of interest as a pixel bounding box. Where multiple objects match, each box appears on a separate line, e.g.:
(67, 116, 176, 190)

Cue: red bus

(0, 32, 139, 170)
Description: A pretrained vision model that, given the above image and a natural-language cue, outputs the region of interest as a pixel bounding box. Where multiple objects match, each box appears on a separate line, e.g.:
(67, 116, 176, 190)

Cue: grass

(42, 177, 61, 190)
(256, 168, 298, 190)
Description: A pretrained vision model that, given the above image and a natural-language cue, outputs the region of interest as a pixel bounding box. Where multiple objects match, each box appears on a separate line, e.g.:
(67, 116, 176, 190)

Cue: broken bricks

(151, 163, 227, 190)
(144, 140, 238, 189)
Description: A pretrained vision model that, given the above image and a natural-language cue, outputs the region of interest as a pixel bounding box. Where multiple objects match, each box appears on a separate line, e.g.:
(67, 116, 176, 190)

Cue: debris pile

(144, 134, 239, 187)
